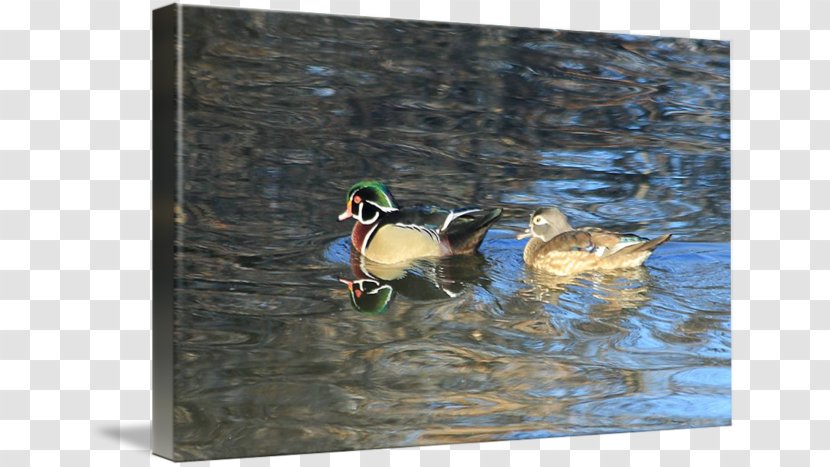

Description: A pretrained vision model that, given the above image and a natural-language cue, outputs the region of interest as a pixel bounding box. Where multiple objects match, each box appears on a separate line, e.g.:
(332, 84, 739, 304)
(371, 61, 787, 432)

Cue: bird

(338, 277, 397, 315)
(337, 180, 502, 265)
(517, 207, 671, 276)
(337, 248, 490, 314)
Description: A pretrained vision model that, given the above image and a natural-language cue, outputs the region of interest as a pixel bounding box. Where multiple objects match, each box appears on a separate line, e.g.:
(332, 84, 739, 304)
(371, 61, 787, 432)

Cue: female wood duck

(517, 207, 671, 276)
(337, 181, 502, 264)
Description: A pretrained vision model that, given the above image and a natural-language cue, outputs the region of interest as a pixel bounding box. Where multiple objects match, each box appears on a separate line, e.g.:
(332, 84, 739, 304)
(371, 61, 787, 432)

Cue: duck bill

(516, 229, 531, 240)
(337, 201, 352, 221)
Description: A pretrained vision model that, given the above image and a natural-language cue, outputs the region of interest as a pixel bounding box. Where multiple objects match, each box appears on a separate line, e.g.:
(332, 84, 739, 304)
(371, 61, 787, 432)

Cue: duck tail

(444, 208, 503, 255)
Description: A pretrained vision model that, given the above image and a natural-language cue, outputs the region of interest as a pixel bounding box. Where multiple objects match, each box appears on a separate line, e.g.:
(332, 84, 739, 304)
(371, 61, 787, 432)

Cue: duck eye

(353, 195, 362, 204)
(533, 216, 543, 224)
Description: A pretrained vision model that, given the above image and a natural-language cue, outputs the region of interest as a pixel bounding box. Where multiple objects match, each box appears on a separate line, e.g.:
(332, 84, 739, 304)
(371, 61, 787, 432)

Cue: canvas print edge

(152, 3, 177, 461)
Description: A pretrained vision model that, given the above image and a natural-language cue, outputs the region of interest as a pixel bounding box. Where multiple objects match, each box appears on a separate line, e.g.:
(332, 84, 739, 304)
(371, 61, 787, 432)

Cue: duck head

(339, 278, 395, 314)
(337, 180, 399, 224)
(516, 207, 574, 242)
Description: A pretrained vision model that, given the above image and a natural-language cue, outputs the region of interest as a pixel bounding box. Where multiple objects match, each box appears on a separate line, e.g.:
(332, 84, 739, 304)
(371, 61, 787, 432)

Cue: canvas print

(152, 5, 730, 461)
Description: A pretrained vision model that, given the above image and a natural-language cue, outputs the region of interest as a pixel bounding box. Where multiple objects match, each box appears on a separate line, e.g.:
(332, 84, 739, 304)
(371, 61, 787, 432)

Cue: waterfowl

(338, 251, 485, 314)
(517, 207, 671, 276)
(339, 277, 396, 315)
(337, 181, 502, 264)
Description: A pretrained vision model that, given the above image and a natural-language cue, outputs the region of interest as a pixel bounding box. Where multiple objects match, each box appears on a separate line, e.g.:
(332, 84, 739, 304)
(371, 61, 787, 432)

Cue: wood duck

(338, 251, 482, 314)
(339, 277, 396, 315)
(337, 181, 502, 265)
(517, 207, 671, 276)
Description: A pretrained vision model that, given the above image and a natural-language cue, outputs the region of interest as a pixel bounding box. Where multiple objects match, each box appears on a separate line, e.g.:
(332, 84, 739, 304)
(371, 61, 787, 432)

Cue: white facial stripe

(354, 279, 380, 290)
(355, 201, 380, 225)
(363, 210, 379, 225)
(365, 199, 397, 213)
(368, 284, 393, 295)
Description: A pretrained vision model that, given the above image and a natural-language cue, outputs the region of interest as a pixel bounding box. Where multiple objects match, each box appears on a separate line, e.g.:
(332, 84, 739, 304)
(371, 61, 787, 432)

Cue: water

(173, 7, 730, 460)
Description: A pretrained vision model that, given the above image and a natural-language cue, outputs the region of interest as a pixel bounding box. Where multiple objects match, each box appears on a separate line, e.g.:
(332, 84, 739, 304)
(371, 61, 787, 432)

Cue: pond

(172, 7, 730, 460)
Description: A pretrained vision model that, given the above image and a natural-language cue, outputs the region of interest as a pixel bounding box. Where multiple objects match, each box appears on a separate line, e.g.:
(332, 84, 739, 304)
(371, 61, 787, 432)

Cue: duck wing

(534, 230, 597, 255)
(384, 205, 450, 229)
(383, 205, 503, 255)
(577, 227, 671, 257)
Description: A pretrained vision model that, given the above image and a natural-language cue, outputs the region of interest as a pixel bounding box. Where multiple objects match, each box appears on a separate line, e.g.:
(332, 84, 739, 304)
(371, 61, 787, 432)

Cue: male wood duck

(337, 181, 502, 264)
(339, 277, 396, 315)
(338, 251, 480, 314)
(517, 207, 671, 276)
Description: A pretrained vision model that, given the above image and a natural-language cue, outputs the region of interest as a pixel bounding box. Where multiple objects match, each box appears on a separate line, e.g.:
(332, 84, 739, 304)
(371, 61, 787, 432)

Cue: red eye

(354, 289, 362, 298)
(353, 195, 362, 204)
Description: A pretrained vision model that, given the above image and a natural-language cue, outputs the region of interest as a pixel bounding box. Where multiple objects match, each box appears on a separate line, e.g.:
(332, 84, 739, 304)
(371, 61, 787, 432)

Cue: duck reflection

(338, 277, 396, 315)
(338, 250, 489, 314)
(521, 265, 654, 313)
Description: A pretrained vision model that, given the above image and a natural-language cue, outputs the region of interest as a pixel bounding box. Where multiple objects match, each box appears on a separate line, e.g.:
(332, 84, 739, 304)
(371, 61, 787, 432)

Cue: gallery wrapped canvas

(153, 4, 730, 461)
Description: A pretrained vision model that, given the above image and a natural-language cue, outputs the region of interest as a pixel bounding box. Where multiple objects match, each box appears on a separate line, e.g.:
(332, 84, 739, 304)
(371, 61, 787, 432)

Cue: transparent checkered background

(0, 0, 826, 465)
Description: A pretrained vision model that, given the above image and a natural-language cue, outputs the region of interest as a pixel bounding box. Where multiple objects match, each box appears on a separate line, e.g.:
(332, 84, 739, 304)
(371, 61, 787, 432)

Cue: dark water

(173, 7, 730, 460)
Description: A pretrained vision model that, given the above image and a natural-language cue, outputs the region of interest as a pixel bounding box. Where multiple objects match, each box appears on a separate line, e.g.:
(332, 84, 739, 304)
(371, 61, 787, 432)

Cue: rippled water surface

(173, 7, 730, 460)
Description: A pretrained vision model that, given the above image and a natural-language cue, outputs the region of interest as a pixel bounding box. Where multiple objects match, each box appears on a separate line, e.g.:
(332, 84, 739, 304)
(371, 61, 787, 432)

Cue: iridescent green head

(339, 278, 395, 314)
(337, 180, 399, 225)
